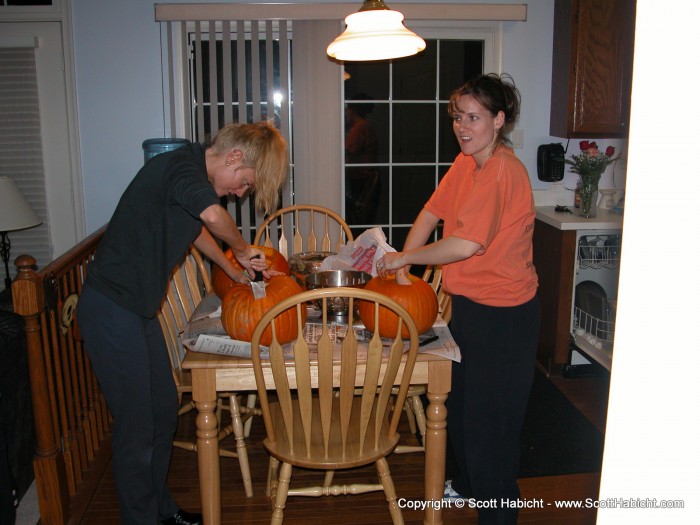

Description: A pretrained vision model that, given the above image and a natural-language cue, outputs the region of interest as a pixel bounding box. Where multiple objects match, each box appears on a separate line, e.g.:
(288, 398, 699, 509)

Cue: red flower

(579, 140, 590, 150)
(605, 146, 615, 157)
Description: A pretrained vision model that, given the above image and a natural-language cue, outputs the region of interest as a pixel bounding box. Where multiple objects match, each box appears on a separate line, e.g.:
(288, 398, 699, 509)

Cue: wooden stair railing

(12, 225, 111, 525)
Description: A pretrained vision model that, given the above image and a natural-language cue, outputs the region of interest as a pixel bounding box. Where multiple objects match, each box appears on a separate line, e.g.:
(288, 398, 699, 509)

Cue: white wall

(71, 0, 562, 233)
(597, 1, 700, 522)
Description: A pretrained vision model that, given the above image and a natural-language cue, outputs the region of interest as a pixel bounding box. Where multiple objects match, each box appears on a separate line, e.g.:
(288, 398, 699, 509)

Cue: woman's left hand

(235, 245, 268, 278)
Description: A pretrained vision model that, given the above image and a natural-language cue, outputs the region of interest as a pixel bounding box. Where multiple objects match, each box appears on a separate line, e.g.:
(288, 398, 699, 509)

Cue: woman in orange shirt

(377, 74, 539, 525)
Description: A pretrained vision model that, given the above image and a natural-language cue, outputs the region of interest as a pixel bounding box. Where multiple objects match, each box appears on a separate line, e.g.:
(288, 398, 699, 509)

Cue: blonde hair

(211, 121, 289, 214)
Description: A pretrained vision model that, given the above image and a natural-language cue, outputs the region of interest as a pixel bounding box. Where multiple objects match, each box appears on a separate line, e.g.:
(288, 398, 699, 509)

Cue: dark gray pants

(447, 294, 540, 525)
(77, 283, 179, 525)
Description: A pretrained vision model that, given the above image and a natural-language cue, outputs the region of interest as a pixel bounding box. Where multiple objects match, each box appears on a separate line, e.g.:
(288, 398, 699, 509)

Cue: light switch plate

(511, 128, 523, 149)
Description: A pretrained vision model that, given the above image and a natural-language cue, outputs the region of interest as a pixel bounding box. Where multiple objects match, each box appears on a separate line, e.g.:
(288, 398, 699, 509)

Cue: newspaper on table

(181, 294, 269, 359)
(182, 294, 461, 363)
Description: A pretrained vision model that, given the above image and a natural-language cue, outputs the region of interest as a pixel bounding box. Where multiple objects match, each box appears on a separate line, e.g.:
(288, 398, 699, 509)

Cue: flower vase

(578, 173, 601, 218)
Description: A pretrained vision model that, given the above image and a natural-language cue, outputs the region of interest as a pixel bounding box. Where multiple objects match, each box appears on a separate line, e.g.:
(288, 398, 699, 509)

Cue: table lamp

(0, 176, 42, 289)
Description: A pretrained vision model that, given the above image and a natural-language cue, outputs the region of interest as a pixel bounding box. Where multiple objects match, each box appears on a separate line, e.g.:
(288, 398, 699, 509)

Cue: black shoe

(161, 509, 202, 525)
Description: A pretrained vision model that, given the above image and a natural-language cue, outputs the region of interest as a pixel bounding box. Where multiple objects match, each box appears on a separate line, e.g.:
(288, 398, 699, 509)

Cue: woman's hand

(227, 269, 253, 285)
(376, 251, 406, 279)
(233, 245, 267, 279)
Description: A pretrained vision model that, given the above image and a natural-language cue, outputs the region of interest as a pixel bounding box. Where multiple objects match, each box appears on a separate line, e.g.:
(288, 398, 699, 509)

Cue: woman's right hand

(376, 252, 410, 280)
(395, 268, 412, 285)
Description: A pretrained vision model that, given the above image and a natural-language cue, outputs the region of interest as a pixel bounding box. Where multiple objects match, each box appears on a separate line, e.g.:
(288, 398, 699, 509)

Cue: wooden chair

(393, 265, 453, 455)
(422, 264, 452, 324)
(250, 287, 420, 525)
(253, 204, 353, 260)
(158, 245, 259, 497)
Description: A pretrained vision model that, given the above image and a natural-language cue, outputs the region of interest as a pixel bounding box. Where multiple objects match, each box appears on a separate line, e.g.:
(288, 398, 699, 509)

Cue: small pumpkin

(211, 245, 289, 299)
(220, 274, 306, 346)
(358, 274, 438, 338)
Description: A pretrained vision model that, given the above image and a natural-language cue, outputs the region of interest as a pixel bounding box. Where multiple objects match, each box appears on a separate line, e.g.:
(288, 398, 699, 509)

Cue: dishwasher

(565, 229, 621, 376)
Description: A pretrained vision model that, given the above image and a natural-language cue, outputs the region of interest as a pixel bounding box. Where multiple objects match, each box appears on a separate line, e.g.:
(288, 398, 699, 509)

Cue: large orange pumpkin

(358, 274, 438, 338)
(220, 275, 305, 346)
(211, 245, 289, 299)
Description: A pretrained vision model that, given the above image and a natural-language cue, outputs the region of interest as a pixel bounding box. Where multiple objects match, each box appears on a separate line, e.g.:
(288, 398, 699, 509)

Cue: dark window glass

(345, 101, 389, 164)
(345, 166, 388, 226)
(393, 43, 437, 100)
(392, 103, 436, 163)
(439, 40, 484, 99)
(344, 62, 390, 100)
(391, 227, 411, 255)
(392, 166, 435, 224)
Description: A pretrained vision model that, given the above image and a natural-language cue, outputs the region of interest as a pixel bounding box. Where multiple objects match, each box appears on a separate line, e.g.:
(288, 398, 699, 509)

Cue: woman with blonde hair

(77, 121, 288, 525)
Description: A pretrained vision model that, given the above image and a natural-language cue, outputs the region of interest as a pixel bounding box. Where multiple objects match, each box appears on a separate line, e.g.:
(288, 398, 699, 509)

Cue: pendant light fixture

(327, 0, 426, 61)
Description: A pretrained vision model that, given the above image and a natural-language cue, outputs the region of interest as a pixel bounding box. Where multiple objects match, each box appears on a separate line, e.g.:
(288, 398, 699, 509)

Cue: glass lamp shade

(327, 9, 426, 61)
(0, 176, 41, 233)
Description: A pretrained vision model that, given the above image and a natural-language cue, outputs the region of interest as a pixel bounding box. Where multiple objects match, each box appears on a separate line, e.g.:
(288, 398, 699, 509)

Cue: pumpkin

(211, 245, 289, 299)
(220, 275, 306, 346)
(358, 274, 438, 338)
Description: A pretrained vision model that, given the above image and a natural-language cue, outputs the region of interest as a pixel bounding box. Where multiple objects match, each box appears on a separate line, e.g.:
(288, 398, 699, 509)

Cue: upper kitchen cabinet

(550, 0, 636, 138)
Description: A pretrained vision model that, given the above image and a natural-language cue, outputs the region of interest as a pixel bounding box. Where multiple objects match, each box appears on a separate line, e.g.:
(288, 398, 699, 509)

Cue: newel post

(12, 254, 69, 525)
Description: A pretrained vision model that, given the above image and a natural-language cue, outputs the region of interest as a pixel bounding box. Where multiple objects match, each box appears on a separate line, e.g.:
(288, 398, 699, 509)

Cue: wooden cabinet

(549, 0, 636, 138)
(533, 219, 577, 375)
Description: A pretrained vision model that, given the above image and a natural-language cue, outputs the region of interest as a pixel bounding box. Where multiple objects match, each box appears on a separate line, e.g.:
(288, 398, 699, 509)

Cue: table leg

(424, 360, 451, 525)
(192, 369, 220, 525)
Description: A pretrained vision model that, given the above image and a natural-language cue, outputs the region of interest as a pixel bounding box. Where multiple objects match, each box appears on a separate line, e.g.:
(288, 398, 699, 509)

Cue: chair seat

(264, 397, 400, 470)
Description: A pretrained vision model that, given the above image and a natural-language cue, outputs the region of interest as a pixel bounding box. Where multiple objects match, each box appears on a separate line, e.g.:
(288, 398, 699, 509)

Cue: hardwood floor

(79, 372, 609, 525)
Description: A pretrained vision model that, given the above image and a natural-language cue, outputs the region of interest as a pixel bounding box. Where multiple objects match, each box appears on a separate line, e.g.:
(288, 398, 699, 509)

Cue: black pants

(77, 283, 179, 525)
(447, 294, 540, 525)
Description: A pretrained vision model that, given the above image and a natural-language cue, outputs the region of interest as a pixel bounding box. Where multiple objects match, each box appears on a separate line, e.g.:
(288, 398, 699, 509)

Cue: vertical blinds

(160, 16, 292, 242)
(0, 46, 52, 270)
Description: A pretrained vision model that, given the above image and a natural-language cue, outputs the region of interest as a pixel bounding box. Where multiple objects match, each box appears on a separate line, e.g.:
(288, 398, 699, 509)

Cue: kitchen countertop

(535, 206, 624, 231)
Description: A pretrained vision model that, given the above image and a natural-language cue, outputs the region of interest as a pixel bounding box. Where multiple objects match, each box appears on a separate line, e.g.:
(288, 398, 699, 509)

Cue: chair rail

(12, 225, 111, 525)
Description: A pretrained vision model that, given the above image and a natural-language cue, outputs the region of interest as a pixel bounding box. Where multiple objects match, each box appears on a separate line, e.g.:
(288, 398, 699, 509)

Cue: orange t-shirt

(424, 146, 538, 307)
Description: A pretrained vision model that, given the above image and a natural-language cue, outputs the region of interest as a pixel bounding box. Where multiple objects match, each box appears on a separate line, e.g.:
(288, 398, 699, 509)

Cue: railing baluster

(12, 225, 111, 524)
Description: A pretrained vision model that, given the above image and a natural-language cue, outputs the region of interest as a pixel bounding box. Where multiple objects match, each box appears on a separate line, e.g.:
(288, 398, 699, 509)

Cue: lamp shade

(327, 2, 426, 61)
(0, 176, 41, 232)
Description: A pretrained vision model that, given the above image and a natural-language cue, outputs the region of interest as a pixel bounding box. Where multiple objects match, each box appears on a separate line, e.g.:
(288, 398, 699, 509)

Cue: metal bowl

(288, 251, 336, 288)
(305, 270, 372, 316)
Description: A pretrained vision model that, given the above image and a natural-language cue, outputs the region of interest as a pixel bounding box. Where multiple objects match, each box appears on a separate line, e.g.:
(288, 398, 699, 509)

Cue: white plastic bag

(319, 227, 395, 276)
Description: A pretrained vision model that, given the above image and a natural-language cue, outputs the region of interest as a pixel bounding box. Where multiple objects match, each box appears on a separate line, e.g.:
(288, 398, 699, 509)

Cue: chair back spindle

(254, 204, 353, 260)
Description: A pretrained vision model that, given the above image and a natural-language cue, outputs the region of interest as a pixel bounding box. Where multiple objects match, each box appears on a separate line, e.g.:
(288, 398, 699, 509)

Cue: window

(344, 37, 488, 248)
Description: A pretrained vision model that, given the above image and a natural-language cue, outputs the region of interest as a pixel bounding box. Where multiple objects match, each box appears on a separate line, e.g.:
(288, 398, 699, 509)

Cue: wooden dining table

(183, 325, 454, 525)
